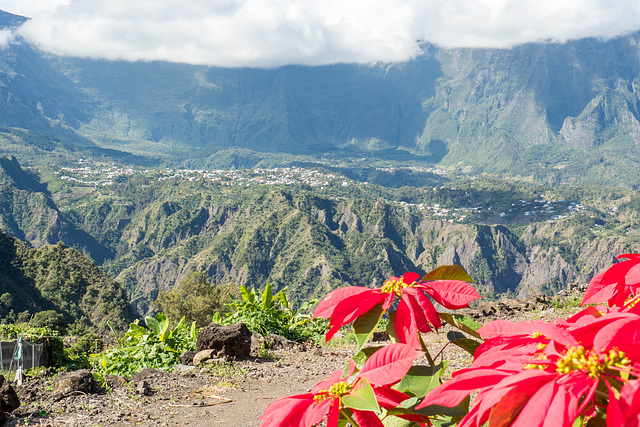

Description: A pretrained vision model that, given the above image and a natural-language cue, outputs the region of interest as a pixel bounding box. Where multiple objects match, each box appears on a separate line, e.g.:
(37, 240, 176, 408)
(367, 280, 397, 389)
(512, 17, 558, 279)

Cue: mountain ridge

(0, 10, 639, 186)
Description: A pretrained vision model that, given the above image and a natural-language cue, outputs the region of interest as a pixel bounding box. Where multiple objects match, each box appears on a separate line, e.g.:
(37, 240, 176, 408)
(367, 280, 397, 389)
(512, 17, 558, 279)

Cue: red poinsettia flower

(606, 379, 640, 426)
(582, 253, 640, 308)
(314, 270, 480, 349)
(259, 343, 428, 427)
(418, 308, 640, 427)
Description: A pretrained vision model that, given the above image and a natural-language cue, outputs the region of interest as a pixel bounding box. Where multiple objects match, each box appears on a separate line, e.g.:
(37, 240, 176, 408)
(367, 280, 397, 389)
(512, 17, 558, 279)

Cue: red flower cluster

(259, 255, 640, 426)
(418, 254, 640, 426)
(314, 270, 480, 349)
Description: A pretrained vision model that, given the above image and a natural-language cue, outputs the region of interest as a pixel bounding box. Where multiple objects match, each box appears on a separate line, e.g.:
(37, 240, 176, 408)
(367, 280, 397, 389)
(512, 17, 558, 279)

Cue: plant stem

(340, 408, 359, 426)
(419, 333, 436, 366)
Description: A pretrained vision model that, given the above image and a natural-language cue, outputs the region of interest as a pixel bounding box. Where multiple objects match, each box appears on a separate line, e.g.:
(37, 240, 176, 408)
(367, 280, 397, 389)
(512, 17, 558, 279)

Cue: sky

(0, 0, 639, 68)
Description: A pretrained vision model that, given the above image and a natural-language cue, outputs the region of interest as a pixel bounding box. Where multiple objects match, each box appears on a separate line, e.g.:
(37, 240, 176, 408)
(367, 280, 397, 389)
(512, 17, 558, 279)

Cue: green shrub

(213, 283, 328, 345)
(92, 313, 197, 378)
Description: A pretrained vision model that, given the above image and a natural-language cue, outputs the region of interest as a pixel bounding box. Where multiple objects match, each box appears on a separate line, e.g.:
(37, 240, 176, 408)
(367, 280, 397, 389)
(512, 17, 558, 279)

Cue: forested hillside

(0, 229, 134, 333)
(1, 157, 639, 316)
(28, 159, 640, 313)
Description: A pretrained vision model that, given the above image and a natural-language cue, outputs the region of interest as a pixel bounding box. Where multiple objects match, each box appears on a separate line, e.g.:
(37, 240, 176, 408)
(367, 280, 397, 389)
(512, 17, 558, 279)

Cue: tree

(154, 271, 236, 327)
(31, 310, 68, 334)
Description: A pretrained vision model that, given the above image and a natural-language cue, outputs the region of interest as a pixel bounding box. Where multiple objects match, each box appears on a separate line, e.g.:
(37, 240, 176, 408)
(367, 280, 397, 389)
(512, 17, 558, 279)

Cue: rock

(172, 364, 196, 374)
(104, 374, 127, 389)
(52, 369, 97, 400)
(371, 331, 389, 342)
(192, 349, 217, 367)
(477, 302, 497, 317)
(265, 334, 297, 351)
(251, 332, 265, 355)
(196, 323, 252, 358)
(130, 369, 162, 381)
(179, 350, 197, 365)
(133, 380, 153, 396)
(0, 375, 19, 413)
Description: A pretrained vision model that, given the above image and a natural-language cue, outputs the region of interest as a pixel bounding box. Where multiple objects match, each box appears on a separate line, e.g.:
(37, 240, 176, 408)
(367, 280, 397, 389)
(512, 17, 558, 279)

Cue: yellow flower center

(625, 294, 640, 308)
(314, 381, 352, 401)
(526, 346, 630, 379)
(381, 278, 414, 294)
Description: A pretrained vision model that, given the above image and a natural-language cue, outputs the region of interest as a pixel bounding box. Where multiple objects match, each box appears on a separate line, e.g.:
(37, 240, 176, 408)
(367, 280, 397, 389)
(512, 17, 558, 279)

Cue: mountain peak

(0, 9, 27, 29)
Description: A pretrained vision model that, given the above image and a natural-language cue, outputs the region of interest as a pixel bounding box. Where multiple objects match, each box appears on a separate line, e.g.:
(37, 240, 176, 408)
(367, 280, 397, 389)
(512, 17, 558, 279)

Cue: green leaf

(446, 331, 481, 355)
(278, 288, 290, 309)
(239, 286, 253, 303)
(353, 304, 384, 353)
(145, 315, 159, 335)
(421, 265, 475, 283)
(349, 346, 384, 375)
(394, 362, 447, 398)
(155, 313, 170, 341)
(341, 378, 381, 413)
(438, 313, 483, 340)
(386, 311, 398, 342)
(410, 395, 471, 417)
(261, 283, 273, 310)
(212, 312, 222, 324)
(382, 412, 414, 427)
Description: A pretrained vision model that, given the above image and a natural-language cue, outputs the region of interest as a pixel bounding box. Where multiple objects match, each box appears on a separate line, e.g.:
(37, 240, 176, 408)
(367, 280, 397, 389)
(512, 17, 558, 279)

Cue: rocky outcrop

(52, 370, 98, 400)
(196, 323, 252, 358)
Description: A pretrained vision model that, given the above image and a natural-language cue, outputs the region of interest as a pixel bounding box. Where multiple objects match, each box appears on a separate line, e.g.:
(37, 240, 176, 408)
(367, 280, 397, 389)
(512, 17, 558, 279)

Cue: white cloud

(3, 0, 640, 67)
(0, 28, 14, 47)
(0, 0, 69, 18)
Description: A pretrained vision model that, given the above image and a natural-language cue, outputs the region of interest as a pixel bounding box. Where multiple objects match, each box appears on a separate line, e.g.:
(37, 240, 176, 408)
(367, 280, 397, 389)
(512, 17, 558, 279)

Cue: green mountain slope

(0, 229, 135, 333)
(53, 169, 640, 313)
(0, 156, 111, 262)
(1, 157, 639, 315)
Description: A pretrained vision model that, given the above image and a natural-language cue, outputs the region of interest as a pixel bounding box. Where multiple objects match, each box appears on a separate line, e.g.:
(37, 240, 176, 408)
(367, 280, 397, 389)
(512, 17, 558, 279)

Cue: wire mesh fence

(0, 338, 47, 373)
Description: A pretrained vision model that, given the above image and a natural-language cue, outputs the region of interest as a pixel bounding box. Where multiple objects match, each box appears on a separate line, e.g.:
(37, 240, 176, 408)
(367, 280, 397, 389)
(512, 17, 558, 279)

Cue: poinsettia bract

(418, 308, 640, 426)
(258, 343, 427, 427)
(314, 268, 480, 349)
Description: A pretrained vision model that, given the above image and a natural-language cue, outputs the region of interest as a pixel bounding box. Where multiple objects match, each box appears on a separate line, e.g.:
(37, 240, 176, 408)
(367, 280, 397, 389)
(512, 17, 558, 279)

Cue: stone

(0, 375, 19, 413)
(179, 350, 197, 365)
(192, 349, 217, 367)
(371, 331, 389, 342)
(52, 369, 97, 400)
(477, 302, 497, 317)
(265, 334, 297, 351)
(130, 369, 162, 381)
(196, 323, 252, 358)
(104, 374, 127, 389)
(133, 380, 153, 396)
(250, 332, 265, 355)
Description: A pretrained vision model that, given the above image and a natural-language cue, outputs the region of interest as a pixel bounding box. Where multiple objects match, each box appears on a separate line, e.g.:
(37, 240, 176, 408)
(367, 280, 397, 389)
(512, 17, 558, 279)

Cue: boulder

(265, 334, 297, 351)
(196, 323, 252, 358)
(52, 369, 97, 400)
(0, 375, 19, 413)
